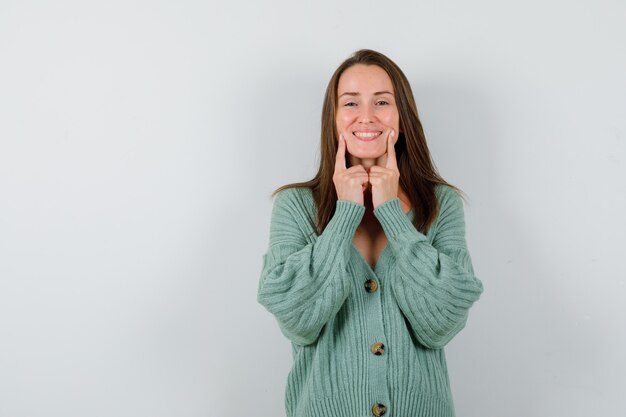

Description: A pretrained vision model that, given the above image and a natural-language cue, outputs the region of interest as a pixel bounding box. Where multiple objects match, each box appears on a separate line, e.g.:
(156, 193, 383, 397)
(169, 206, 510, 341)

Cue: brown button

(364, 279, 378, 293)
(372, 403, 386, 416)
(372, 342, 385, 355)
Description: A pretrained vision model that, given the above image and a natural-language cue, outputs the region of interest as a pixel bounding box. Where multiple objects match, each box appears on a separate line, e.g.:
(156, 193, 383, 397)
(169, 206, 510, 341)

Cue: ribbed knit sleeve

(373, 186, 483, 349)
(257, 189, 366, 346)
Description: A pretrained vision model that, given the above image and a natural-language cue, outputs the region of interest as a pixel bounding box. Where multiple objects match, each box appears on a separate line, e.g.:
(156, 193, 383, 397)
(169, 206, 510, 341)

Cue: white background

(1, 1, 625, 416)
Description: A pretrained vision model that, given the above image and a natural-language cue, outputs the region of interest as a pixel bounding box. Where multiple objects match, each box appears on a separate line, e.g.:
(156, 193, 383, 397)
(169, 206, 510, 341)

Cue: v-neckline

(351, 207, 414, 274)
(350, 242, 391, 274)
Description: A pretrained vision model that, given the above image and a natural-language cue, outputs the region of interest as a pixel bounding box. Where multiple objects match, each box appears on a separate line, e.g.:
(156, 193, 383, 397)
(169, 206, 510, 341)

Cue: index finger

(386, 130, 398, 170)
(335, 133, 347, 171)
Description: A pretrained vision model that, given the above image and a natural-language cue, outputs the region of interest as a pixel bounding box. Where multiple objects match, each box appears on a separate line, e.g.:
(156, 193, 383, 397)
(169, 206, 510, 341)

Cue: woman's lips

(353, 131, 382, 141)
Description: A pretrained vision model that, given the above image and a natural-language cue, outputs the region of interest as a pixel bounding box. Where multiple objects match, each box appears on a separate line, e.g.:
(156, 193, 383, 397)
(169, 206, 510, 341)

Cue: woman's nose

(359, 105, 376, 123)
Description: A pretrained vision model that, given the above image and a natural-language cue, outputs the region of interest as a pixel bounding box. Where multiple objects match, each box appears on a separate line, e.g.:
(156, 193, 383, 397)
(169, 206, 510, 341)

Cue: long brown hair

(272, 49, 461, 235)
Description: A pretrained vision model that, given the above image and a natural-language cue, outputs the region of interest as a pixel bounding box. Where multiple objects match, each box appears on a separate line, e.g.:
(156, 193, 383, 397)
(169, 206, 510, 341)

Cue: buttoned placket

(351, 243, 391, 416)
(349, 203, 414, 416)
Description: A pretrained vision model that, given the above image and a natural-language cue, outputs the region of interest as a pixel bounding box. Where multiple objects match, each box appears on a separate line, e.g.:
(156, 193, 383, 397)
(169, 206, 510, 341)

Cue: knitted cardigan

(257, 184, 483, 417)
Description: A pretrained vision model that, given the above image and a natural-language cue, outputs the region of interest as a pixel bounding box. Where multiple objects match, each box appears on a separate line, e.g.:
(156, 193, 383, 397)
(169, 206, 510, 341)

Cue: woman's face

(335, 64, 400, 162)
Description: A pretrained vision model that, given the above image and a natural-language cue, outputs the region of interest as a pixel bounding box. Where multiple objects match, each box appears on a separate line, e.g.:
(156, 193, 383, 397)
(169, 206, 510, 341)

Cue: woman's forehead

(338, 64, 394, 95)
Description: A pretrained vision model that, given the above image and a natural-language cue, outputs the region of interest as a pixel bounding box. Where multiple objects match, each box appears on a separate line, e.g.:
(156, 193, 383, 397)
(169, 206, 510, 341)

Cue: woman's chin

(348, 150, 385, 160)
(357, 155, 383, 161)
(348, 143, 385, 158)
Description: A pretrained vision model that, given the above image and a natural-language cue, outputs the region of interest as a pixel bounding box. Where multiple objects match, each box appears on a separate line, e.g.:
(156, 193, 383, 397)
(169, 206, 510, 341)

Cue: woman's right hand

(333, 134, 369, 206)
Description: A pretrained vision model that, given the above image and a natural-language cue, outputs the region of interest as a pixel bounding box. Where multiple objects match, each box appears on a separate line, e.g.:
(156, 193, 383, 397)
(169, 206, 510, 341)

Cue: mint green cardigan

(257, 184, 483, 417)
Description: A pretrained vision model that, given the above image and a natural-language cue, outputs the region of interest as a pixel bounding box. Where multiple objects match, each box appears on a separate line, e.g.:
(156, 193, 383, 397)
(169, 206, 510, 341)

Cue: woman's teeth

(354, 131, 381, 138)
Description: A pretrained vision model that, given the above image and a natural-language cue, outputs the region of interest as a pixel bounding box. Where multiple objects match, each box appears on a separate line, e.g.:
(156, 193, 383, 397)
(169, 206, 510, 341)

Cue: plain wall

(1, 0, 625, 416)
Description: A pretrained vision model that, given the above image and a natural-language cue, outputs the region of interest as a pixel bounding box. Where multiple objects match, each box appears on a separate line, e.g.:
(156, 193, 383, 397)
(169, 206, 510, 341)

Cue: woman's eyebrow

(339, 91, 394, 97)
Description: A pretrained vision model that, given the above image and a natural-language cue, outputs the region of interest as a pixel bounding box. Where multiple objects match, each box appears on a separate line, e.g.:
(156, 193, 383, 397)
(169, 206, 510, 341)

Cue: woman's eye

(376, 100, 389, 105)
(344, 102, 357, 107)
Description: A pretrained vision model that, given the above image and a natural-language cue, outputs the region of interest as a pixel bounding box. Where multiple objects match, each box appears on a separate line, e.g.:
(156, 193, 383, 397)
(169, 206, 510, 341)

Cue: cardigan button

(372, 403, 386, 416)
(372, 342, 385, 355)
(364, 279, 378, 293)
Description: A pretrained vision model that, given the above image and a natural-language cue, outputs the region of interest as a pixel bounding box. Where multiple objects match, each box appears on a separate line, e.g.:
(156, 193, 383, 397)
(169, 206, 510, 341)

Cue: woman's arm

(257, 188, 365, 346)
(373, 186, 483, 349)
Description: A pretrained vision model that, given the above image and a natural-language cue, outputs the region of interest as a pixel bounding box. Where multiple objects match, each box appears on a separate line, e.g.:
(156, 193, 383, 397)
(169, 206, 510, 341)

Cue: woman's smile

(353, 130, 383, 141)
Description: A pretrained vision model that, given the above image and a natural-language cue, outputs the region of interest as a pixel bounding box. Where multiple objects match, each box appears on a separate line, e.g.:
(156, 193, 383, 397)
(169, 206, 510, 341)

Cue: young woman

(257, 49, 483, 417)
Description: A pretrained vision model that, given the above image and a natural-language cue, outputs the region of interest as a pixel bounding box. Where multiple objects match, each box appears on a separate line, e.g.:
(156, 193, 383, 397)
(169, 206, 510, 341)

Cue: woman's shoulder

(273, 186, 315, 208)
(433, 183, 465, 222)
(270, 186, 317, 237)
(434, 183, 462, 204)
(272, 186, 317, 222)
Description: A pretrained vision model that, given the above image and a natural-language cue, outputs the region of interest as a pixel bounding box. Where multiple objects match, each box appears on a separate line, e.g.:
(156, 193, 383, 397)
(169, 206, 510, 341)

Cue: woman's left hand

(369, 129, 400, 209)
